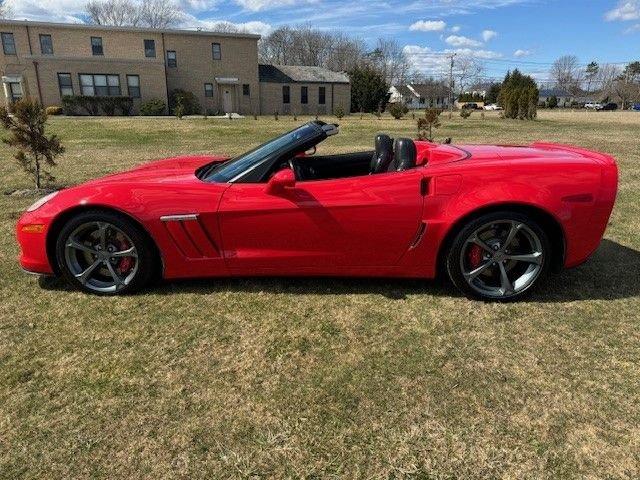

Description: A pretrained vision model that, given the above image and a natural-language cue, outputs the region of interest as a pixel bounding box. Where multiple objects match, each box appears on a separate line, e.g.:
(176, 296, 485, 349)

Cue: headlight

(26, 191, 59, 212)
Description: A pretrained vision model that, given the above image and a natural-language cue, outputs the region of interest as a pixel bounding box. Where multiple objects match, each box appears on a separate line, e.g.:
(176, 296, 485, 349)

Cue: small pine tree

(417, 108, 441, 141)
(460, 108, 472, 119)
(334, 106, 345, 119)
(0, 99, 65, 190)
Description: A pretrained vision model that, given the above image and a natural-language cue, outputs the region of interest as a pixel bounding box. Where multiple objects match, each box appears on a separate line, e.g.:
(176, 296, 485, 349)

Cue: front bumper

(16, 212, 55, 275)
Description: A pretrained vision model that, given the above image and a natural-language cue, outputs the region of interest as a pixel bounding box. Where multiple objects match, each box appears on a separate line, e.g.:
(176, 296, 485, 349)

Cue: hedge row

(61, 95, 133, 116)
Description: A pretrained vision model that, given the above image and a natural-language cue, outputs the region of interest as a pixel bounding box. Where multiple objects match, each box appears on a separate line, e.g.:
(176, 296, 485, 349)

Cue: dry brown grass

(0, 110, 639, 479)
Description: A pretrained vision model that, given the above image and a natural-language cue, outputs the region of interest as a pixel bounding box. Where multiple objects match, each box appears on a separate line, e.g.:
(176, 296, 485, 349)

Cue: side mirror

(266, 168, 295, 194)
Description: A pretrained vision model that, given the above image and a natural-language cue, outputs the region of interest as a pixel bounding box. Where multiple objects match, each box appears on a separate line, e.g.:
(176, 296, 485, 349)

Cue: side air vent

(160, 214, 220, 259)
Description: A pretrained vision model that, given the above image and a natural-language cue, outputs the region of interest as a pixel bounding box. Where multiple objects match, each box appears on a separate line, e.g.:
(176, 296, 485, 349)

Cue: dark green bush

(389, 103, 409, 120)
(61, 96, 132, 116)
(140, 98, 166, 116)
(168, 89, 201, 115)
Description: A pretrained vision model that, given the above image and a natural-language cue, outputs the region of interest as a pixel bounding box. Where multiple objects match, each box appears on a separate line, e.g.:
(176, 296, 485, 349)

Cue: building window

(212, 42, 221, 60)
(127, 75, 140, 98)
(282, 85, 290, 104)
(167, 50, 177, 67)
(301, 86, 308, 104)
(144, 39, 155, 58)
(57, 73, 73, 97)
(7, 82, 22, 102)
(79, 74, 120, 96)
(39, 34, 53, 55)
(204, 83, 214, 97)
(91, 36, 103, 56)
(318, 86, 326, 105)
(1, 32, 16, 55)
(242, 84, 250, 96)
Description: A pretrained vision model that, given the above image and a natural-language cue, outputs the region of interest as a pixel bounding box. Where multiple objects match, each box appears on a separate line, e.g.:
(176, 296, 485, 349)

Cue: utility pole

(448, 53, 456, 116)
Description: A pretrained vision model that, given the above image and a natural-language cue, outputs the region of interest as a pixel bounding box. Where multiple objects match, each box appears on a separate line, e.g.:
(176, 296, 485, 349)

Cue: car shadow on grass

(39, 239, 640, 302)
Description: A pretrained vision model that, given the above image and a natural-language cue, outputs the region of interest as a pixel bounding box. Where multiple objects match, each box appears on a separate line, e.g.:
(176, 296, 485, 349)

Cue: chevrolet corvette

(16, 121, 618, 301)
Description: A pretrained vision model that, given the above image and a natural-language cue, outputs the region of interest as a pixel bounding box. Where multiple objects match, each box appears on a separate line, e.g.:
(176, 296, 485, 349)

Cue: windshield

(202, 123, 320, 183)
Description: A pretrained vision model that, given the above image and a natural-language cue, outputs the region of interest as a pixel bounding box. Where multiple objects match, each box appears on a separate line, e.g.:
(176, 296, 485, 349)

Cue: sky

(4, 0, 640, 83)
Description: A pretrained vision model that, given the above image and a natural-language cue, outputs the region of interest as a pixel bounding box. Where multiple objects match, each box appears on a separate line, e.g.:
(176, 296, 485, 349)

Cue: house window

(79, 74, 120, 96)
(204, 83, 214, 97)
(318, 86, 326, 105)
(127, 75, 140, 98)
(1, 32, 16, 55)
(167, 50, 176, 67)
(282, 85, 290, 104)
(419, 97, 426, 105)
(144, 39, 155, 58)
(212, 42, 221, 60)
(57, 73, 73, 97)
(301, 86, 308, 104)
(242, 84, 250, 96)
(39, 34, 53, 55)
(91, 36, 103, 56)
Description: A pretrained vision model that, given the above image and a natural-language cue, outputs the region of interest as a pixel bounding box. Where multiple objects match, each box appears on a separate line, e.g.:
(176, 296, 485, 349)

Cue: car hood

(83, 154, 229, 186)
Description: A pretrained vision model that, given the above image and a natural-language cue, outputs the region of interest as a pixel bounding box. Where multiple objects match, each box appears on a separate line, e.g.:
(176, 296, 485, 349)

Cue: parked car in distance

(632, 103, 640, 111)
(483, 104, 503, 111)
(598, 103, 618, 111)
(461, 103, 479, 110)
(16, 121, 618, 301)
(584, 102, 603, 110)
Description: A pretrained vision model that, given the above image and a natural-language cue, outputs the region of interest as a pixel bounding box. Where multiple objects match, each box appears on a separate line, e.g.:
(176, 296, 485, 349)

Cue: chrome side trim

(160, 214, 199, 222)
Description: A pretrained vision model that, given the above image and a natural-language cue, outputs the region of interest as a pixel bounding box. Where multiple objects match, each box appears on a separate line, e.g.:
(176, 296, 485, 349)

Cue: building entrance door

(222, 87, 234, 113)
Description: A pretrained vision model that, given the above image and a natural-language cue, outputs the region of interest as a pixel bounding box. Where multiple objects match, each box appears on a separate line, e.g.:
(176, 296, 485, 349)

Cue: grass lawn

(1, 110, 639, 478)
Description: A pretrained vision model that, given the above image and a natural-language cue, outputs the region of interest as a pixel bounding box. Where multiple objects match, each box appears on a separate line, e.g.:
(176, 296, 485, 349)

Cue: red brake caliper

(468, 244, 483, 268)
(116, 238, 134, 275)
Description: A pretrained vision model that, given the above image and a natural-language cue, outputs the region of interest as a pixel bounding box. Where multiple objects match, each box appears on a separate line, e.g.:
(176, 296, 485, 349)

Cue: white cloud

(452, 48, 502, 59)
(624, 23, 640, 32)
(234, 0, 317, 11)
(450, 25, 461, 32)
(181, 15, 272, 35)
(5, 0, 86, 22)
(605, 0, 640, 21)
(445, 34, 482, 47)
(409, 19, 446, 31)
(513, 49, 531, 57)
(403, 44, 502, 74)
(481, 29, 497, 41)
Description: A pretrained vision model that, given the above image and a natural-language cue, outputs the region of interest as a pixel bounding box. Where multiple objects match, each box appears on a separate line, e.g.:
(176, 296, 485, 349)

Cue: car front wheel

(446, 211, 551, 301)
(55, 210, 155, 295)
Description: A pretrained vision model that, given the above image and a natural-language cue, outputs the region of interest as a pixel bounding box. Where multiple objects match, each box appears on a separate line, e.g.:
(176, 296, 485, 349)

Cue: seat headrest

(393, 138, 417, 171)
(370, 134, 394, 174)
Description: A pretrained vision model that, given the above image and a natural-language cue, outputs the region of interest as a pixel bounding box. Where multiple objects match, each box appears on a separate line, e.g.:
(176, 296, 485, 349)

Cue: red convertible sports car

(16, 121, 618, 301)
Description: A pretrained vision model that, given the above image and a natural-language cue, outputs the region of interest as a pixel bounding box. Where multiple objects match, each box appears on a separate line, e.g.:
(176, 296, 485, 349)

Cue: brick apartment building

(0, 20, 351, 115)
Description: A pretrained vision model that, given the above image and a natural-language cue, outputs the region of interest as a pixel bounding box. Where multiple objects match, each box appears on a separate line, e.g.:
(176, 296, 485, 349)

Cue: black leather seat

(391, 138, 417, 171)
(370, 134, 394, 174)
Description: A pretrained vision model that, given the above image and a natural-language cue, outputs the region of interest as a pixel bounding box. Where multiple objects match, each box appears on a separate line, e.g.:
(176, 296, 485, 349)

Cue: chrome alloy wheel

(63, 221, 139, 293)
(459, 220, 544, 299)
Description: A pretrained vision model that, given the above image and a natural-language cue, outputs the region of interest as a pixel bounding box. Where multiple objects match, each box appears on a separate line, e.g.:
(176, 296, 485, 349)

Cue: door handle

(420, 177, 430, 196)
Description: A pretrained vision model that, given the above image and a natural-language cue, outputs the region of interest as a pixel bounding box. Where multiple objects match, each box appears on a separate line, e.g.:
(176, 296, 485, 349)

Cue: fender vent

(161, 214, 220, 259)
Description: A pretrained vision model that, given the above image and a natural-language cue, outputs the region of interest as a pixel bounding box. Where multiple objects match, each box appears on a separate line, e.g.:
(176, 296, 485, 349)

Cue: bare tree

(367, 38, 411, 85)
(0, 0, 12, 18)
(550, 55, 583, 94)
(259, 26, 364, 72)
(139, 0, 182, 28)
(86, 0, 182, 28)
(596, 63, 622, 98)
(86, 0, 140, 26)
(454, 56, 485, 94)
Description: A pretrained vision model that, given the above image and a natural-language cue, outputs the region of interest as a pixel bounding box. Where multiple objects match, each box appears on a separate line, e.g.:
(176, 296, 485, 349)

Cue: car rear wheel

(446, 212, 551, 301)
(55, 211, 155, 295)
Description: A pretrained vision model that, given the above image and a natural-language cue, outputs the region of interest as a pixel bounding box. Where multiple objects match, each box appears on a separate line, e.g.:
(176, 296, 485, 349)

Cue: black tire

(55, 210, 156, 295)
(445, 211, 551, 301)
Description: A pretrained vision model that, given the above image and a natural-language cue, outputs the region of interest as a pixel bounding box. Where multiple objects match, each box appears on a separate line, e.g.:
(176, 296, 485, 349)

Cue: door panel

(218, 170, 424, 274)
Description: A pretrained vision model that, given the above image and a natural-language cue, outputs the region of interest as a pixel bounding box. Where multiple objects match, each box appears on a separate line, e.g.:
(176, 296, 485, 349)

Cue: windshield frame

(199, 122, 327, 184)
